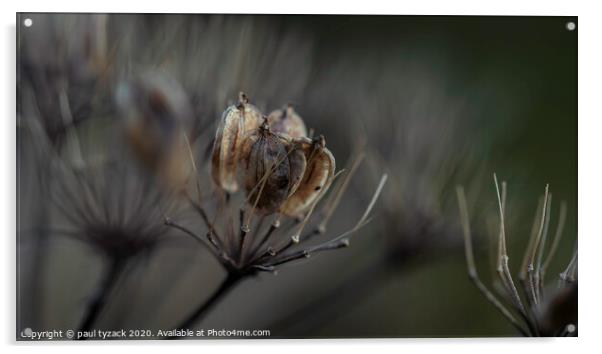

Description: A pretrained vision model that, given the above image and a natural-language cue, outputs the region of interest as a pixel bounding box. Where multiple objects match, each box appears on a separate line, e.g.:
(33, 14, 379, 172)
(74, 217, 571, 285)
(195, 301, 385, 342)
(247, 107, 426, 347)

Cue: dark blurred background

(17, 14, 577, 338)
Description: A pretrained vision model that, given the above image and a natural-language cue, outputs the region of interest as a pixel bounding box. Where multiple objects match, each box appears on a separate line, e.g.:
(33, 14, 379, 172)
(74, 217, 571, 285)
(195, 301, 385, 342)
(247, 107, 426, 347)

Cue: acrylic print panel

(16, 13, 577, 340)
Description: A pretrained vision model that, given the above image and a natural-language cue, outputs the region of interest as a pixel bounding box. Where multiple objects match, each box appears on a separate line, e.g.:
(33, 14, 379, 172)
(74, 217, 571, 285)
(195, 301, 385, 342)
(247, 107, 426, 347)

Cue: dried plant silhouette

(456, 174, 577, 337)
(163, 92, 388, 335)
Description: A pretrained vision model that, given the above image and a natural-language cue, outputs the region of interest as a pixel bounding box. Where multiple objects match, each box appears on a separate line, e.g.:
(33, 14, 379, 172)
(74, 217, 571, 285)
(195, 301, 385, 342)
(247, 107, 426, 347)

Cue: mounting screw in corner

(566, 21, 576, 31)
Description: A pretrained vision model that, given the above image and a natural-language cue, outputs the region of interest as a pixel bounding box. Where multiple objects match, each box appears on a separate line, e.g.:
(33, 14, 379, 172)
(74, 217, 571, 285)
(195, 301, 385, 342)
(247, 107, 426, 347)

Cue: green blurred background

(301, 15, 577, 337)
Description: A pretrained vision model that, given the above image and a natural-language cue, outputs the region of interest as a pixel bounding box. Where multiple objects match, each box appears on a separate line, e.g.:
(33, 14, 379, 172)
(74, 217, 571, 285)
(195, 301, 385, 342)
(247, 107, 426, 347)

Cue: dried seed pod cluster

(165, 92, 386, 282)
(211, 93, 335, 218)
(457, 176, 577, 337)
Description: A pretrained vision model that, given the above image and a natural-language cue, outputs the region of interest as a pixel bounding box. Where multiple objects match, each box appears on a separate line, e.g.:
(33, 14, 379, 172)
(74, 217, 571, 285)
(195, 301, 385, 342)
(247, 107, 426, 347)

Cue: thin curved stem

(77, 258, 125, 338)
(456, 186, 529, 336)
(169, 272, 242, 339)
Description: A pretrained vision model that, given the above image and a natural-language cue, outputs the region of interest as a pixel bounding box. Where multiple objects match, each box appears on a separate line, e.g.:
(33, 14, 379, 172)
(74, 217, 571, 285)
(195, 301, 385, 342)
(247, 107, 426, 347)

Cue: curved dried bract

(115, 72, 194, 190)
(287, 139, 308, 198)
(280, 135, 336, 217)
(241, 123, 293, 215)
(267, 105, 308, 139)
(211, 93, 263, 192)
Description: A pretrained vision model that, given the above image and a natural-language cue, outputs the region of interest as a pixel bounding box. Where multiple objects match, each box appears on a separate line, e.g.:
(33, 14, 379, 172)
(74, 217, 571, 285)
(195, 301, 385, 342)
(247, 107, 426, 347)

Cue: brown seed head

(211, 93, 263, 192)
(267, 104, 308, 139)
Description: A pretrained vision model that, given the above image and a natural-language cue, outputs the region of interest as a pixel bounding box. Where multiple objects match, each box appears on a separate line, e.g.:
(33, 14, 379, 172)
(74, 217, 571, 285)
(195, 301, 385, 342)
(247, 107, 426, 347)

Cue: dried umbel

(50, 153, 174, 335)
(456, 175, 577, 337)
(167, 167, 387, 275)
(211, 93, 263, 192)
(171, 93, 386, 273)
(165, 93, 387, 332)
(53, 158, 171, 262)
(116, 72, 194, 192)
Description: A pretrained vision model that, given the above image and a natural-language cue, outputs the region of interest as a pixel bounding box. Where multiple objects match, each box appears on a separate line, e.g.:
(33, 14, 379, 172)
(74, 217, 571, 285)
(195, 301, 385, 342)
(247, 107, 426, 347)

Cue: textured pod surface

(287, 139, 308, 198)
(241, 126, 293, 214)
(280, 136, 336, 217)
(211, 96, 262, 192)
(267, 105, 308, 139)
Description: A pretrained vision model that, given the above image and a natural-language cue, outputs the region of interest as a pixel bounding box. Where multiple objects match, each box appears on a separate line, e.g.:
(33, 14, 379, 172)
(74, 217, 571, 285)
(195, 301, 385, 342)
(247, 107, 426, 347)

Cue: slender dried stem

(186, 196, 222, 249)
(527, 184, 549, 306)
(519, 197, 544, 282)
(317, 152, 365, 233)
(164, 217, 220, 259)
(541, 201, 567, 283)
(247, 219, 280, 260)
(534, 194, 552, 300)
(265, 174, 387, 268)
(318, 173, 387, 246)
(182, 131, 203, 203)
(456, 186, 529, 336)
(493, 174, 528, 318)
(261, 170, 348, 260)
(559, 247, 578, 287)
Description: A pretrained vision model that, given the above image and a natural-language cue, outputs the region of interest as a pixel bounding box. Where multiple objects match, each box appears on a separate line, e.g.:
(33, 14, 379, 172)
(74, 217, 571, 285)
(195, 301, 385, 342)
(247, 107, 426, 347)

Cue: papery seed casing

(279, 136, 335, 217)
(211, 95, 262, 192)
(267, 105, 308, 139)
(287, 139, 308, 198)
(241, 125, 294, 215)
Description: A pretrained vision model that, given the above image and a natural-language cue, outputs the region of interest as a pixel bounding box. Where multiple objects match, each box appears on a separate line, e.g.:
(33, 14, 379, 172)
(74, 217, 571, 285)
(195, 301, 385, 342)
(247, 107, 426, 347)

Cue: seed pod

(287, 139, 308, 198)
(279, 135, 336, 217)
(240, 122, 295, 215)
(267, 105, 308, 139)
(211, 93, 263, 192)
(116, 73, 193, 191)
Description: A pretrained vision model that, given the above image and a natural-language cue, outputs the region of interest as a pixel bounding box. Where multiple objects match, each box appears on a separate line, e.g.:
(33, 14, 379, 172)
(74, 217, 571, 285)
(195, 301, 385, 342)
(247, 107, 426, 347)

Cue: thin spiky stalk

(456, 186, 529, 336)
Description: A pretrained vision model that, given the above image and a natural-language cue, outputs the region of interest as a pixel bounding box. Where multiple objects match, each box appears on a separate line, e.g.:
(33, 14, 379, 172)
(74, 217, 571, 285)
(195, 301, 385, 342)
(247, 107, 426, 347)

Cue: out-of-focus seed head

(115, 72, 194, 192)
(267, 104, 308, 139)
(53, 160, 171, 263)
(279, 135, 335, 217)
(67, 14, 110, 82)
(240, 121, 294, 215)
(19, 14, 112, 145)
(211, 93, 263, 192)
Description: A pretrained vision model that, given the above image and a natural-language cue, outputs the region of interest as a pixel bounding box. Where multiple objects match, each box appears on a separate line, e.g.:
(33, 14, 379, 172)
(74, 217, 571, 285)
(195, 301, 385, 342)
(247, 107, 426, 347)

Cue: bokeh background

(17, 14, 577, 338)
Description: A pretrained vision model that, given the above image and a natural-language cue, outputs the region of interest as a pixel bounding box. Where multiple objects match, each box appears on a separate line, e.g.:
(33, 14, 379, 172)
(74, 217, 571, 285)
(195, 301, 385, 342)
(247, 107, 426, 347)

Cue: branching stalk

(456, 186, 529, 336)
